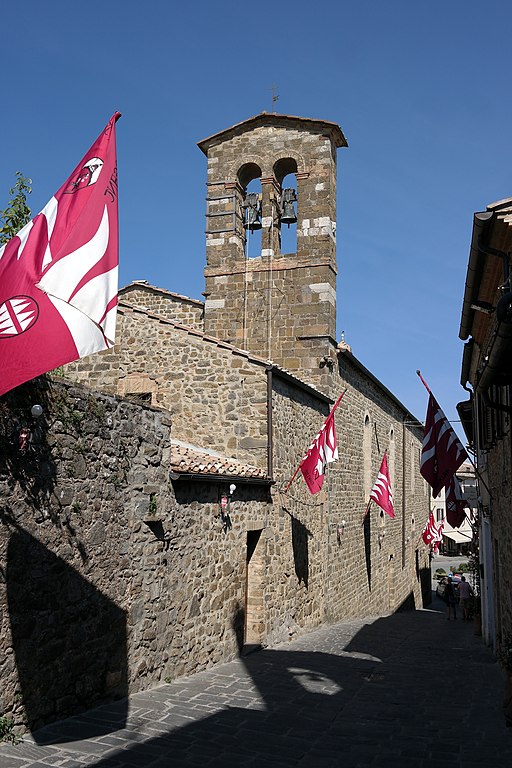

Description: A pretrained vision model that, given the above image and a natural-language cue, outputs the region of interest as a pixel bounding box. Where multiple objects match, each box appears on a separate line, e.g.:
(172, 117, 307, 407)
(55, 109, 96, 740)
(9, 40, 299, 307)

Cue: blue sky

(2, 0, 511, 438)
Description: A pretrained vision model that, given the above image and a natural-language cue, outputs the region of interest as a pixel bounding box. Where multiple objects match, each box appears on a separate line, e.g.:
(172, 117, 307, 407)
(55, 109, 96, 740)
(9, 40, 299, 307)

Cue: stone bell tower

(198, 113, 347, 389)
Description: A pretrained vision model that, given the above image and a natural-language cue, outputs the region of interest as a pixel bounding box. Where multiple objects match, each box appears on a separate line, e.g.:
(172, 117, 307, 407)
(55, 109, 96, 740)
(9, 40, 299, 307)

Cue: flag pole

(416, 370, 492, 500)
(416, 369, 431, 393)
(281, 389, 347, 493)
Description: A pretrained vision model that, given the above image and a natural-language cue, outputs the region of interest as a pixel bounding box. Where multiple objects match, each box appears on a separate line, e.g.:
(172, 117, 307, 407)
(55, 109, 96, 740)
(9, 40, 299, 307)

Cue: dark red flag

(420, 393, 468, 497)
(445, 475, 468, 529)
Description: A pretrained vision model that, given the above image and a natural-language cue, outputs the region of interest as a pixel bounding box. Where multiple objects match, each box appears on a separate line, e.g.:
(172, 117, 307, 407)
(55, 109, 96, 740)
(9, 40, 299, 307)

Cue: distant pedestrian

(458, 575, 473, 620)
(444, 577, 457, 620)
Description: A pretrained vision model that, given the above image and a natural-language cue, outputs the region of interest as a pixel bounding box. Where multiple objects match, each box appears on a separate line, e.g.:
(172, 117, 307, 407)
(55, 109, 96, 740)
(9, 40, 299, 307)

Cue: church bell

(243, 192, 262, 231)
(280, 188, 297, 226)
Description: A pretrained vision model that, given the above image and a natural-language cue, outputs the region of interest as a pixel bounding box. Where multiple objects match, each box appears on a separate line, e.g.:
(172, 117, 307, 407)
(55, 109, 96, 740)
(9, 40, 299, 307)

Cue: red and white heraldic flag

(421, 512, 438, 546)
(0, 113, 121, 397)
(299, 392, 345, 495)
(445, 474, 468, 529)
(369, 452, 395, 518)
(420, 393, 468, 497)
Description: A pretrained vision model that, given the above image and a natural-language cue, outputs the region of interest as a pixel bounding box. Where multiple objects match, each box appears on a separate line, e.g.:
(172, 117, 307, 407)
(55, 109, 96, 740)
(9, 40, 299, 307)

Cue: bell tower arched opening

(274, 158, 298, 256)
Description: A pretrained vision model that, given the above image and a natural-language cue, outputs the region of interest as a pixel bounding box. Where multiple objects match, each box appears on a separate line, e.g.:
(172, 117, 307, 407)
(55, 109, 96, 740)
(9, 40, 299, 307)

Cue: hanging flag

(281, 391, 345, 495)
(368, 452, 395, 518)
(432, 518, 445, 554)
(420, 393, 468, 497)
(445, 474, 468, 529)
(0, 112, 121, 397)
(421, 512, 438, 546)
(299, 397, 342, 495)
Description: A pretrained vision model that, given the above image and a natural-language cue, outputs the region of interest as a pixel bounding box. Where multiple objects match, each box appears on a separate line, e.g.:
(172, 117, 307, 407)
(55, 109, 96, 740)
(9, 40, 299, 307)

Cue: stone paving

(1, 591, 511, 767)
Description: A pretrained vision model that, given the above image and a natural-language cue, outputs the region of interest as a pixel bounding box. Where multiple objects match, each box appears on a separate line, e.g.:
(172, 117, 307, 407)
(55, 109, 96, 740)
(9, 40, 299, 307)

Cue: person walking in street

(458, 575, 473, 620)
(445, 577, 457, 621)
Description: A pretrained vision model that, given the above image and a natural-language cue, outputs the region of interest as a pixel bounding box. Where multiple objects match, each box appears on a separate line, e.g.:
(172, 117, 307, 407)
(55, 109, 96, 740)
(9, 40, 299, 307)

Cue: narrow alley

(1, 586, 510, 768)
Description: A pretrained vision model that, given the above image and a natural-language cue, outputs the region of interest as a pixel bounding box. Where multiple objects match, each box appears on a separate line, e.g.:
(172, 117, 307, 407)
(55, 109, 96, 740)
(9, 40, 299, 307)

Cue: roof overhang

(198, 112, 348, 155)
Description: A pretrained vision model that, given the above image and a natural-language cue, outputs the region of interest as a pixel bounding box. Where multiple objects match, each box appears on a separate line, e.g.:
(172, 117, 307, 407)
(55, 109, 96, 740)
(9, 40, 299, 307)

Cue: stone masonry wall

(268, 359, 430, 638)
(119, 285, 204, 330)
(486, 431, 512, 640)
(64, 305, 270, 470)
(0, 378, 175, 731)
(203, 119, 338, 385)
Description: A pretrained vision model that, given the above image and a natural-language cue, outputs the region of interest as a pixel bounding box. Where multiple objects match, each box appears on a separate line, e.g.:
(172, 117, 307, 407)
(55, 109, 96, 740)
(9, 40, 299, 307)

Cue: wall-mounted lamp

(16, 403, 45, 453)
(169, 471, 180, 481)
(219, 493, 232, 533)
(229, 483, 236, 496)
(336, 520, 347, 545)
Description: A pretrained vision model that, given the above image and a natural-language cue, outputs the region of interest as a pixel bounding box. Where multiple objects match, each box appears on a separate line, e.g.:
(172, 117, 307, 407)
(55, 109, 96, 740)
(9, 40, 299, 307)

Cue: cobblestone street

(2, 590, 511, 768)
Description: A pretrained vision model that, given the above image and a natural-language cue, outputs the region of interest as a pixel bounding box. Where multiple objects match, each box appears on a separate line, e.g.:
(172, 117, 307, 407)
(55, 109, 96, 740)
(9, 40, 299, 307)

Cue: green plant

(0, 172, 32, 245)
(0, 715, 21, 744)
(149, 493, 158, 516)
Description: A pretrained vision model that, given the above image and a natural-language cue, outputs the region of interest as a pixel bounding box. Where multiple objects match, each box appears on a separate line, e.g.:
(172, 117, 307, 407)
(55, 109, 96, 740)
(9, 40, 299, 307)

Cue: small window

(125, 392, 152, 406)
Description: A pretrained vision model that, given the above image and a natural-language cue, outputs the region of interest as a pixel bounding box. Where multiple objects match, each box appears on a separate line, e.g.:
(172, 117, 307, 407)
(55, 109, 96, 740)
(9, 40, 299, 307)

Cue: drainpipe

(266, 366, 273, 480)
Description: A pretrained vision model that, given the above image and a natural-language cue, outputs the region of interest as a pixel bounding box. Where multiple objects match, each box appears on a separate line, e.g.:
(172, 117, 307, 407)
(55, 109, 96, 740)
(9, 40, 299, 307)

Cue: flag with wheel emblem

(420, 393, 468, 497)
(445, 474, 468, 529)
(368, 452, 395, 518)
(0, 113, 121, 397)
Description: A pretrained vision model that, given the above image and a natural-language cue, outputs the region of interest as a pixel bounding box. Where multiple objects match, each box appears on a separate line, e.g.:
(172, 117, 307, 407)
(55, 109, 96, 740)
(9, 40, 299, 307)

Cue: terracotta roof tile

(170, 442, 269, 481)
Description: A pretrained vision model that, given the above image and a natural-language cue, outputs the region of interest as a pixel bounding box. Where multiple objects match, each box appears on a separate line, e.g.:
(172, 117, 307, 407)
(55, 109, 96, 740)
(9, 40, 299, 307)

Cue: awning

(443, 530, 472, 544)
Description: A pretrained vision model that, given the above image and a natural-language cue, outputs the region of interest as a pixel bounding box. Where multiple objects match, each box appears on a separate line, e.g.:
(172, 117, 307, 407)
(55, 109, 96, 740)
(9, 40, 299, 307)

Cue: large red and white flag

(0, 113, 121, 397)
(420, 393, 468, 497)
(298, 392, 345, 495)
(445, 474, 468, 529)
(421, 512, 438, 546)
(369, 452, 395, 518)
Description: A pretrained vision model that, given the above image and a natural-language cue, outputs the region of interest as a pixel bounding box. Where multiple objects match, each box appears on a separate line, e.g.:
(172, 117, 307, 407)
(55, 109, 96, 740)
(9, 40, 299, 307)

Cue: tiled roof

(119, 281, 204, 307)
(170, 441, 270, 481)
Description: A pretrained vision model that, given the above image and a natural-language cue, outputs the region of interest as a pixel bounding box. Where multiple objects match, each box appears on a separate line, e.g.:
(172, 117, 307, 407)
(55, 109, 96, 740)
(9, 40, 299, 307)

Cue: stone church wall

(119, 284, 204, 329)
(268, 365, 429, 641)
(64, 305, 270, 470)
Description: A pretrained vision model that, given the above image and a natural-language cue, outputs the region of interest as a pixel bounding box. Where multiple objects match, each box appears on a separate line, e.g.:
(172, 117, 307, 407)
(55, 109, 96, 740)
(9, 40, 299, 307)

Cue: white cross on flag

(0, 113, 121, 396)
(369, 452, 395, 518)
